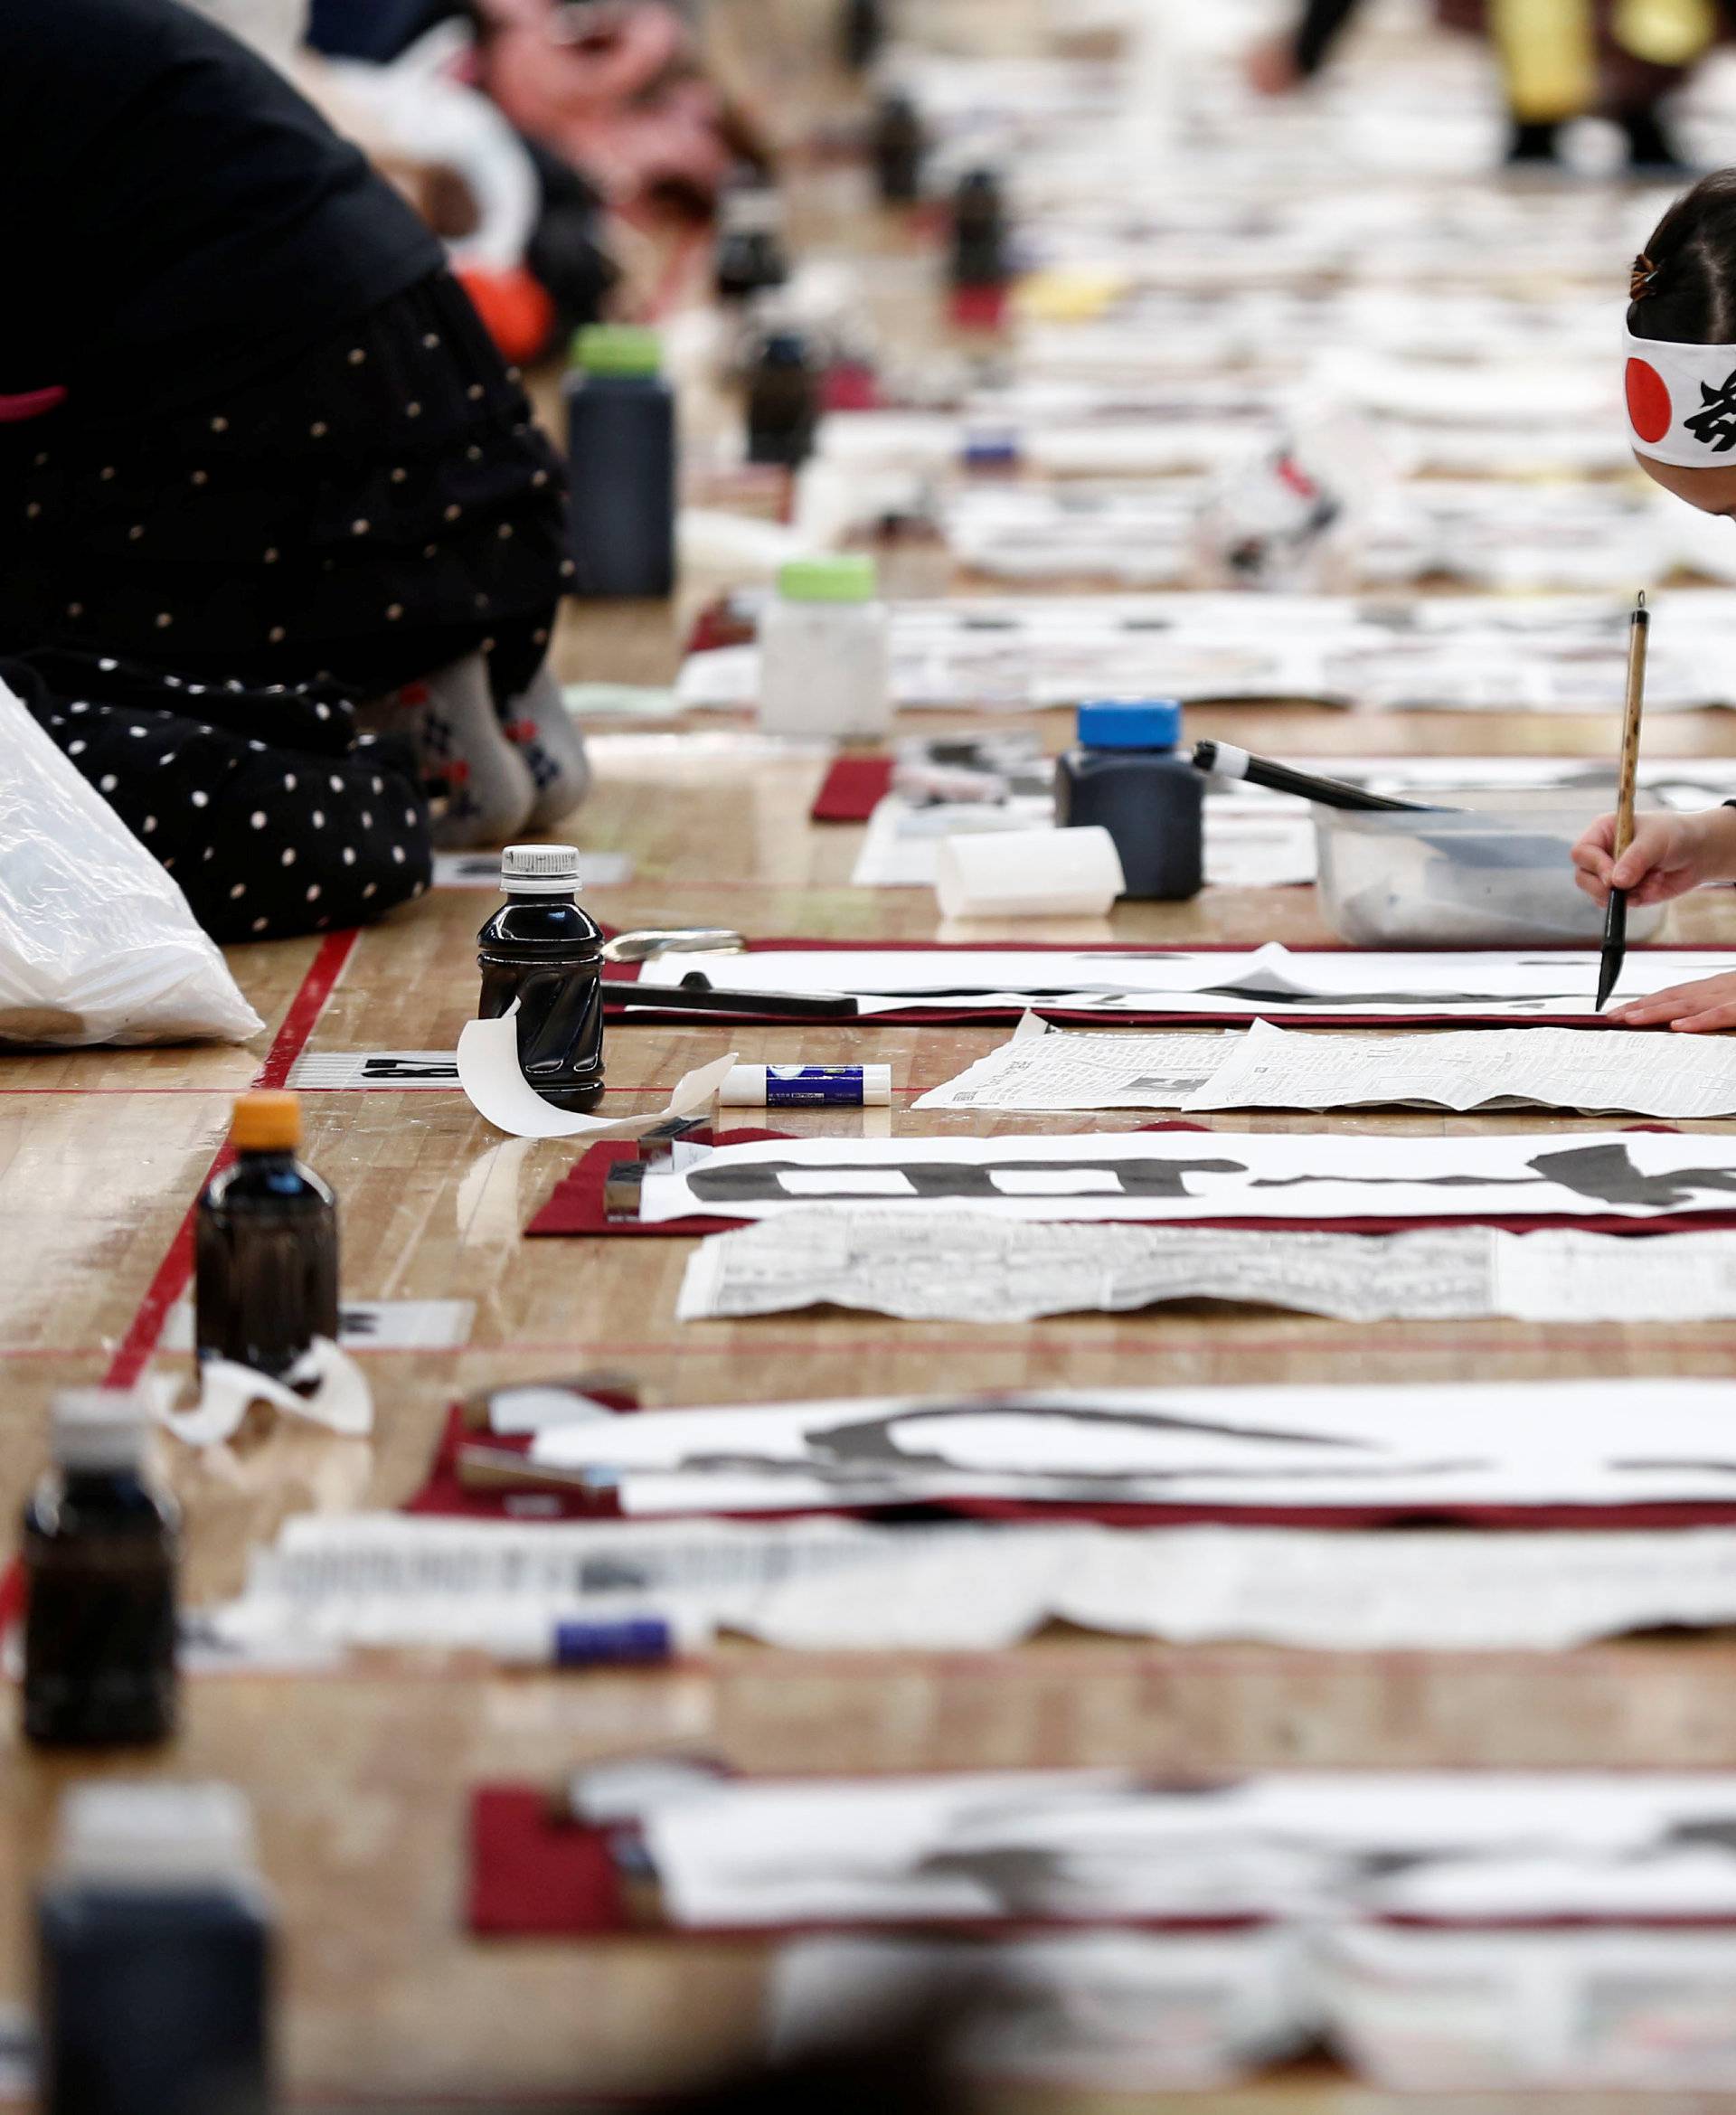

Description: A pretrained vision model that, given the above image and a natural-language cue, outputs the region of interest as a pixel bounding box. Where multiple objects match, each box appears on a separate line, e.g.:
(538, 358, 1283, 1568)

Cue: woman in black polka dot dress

(0, 0, 588, 942)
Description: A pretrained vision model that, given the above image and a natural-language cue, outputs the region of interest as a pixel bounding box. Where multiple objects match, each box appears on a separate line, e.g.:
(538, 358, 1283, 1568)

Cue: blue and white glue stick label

(721, 1064, 892, 1108)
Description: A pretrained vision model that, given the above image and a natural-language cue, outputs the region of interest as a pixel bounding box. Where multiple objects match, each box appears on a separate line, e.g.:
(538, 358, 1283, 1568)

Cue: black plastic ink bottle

(564, 326, 676, 599)
(23, 1391, 179, 1749)
(195, 1091, 339, 1378)
(1055, 698, 1203, 901)
(38, 1782, 274, 2115)
(745, 328, 820, 468)
(872, 92, 925, 204)
(950, 166, 1008, 288)
(713, 183, 788, 305)
(477, 844, 606, 1112)
(842, 0, 883, 71)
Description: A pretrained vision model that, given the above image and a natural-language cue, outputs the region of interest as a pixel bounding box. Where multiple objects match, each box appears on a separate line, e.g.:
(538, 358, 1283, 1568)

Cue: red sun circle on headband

(1626, 357, 1673, 446)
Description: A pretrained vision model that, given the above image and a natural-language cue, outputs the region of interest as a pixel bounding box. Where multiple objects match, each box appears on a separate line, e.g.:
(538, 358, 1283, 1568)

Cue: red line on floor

(102, 930, 358, 1391)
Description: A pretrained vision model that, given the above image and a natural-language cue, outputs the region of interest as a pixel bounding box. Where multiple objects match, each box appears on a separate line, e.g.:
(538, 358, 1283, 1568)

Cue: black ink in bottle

(39, 1782, 274, 2115)
(477, 844, 606, 1112)
(195, 1091, 338, 1377)
(23, 1391, 179, 1749)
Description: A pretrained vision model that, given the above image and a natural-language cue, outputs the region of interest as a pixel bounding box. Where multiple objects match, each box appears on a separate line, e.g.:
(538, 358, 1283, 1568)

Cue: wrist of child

(1699, 803, 1736, 883)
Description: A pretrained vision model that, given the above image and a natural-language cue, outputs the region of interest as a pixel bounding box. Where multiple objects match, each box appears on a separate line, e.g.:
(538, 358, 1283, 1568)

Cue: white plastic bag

(0, 677, 263, 1046)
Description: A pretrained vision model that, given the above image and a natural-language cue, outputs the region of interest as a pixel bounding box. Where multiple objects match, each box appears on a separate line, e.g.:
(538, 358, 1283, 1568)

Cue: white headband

(1625, 326, 1736, 467)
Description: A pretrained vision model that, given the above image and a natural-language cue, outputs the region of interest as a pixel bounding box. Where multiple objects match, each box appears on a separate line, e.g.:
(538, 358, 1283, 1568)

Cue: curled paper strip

(151, 1337, 373, 1449)
(456, 1004, 737, 1140)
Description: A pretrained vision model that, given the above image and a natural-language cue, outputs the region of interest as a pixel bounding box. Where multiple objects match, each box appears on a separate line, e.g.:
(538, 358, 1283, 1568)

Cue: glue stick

(721, 1064, 892, 1108)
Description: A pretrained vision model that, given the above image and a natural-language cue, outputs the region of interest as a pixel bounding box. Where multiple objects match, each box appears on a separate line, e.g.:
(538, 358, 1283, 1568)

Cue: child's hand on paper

(1243, 33, 1302, 95)
(1607, 971, 1736, 1033)
(1571, 808, 1736, 909)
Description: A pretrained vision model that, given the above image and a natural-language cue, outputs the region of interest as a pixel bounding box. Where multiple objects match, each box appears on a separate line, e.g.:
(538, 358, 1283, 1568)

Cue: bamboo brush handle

(1613, 598, 1650, 862)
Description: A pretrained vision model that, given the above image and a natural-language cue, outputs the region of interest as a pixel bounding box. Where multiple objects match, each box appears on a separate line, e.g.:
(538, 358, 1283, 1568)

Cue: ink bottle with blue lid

(1054, 699, 1203, 901)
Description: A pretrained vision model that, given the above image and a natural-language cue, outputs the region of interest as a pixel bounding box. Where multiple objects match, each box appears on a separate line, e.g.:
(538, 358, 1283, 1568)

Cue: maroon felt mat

(526, 1129, 788, 1239)
(404, 1388, 638, 1520)
(810, 753, 894, 821)
(469, 1789, 631, 1936)
(599, 938, 1728, 1031)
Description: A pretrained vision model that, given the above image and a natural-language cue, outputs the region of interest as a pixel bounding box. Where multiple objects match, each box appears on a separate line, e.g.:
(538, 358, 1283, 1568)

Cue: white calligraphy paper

(456, 1006, 736, 1140)
(635, 943, 1736, 1024)
(675, 594, 1736, 716)
(527, 1377, 1736, 1517)
(639, 1127, 1736, 1230)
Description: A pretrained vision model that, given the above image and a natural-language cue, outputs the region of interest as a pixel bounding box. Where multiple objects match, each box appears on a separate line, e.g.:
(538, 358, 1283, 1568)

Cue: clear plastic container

(1313, 787, 1666, 949)
(758, 554, 891, 740)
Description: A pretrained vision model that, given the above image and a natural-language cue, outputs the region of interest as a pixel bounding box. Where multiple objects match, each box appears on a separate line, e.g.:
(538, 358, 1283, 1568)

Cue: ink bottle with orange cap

(194, 1091, 338, 1378)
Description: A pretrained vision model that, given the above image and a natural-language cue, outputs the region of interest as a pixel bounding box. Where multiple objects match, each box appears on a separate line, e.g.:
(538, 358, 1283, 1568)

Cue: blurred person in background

(0, 0, 590, 949)
(1246, 0, 1731, 173)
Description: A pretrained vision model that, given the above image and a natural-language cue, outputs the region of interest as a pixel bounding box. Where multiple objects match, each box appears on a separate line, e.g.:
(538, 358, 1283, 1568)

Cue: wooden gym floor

(8, 9, 1736, 2110)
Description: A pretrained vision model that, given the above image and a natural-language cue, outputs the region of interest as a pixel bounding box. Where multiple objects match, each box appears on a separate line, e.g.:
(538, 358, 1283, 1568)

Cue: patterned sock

(501, 661, 591, 831)
(396, 653, 536, 849)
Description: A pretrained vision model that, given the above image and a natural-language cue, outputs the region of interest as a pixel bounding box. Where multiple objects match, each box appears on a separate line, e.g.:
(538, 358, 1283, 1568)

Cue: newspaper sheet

(207, 1513, 1736, 1656)
(914, 1022, 1736, 1119)
(675, 1211, 1736, 1327)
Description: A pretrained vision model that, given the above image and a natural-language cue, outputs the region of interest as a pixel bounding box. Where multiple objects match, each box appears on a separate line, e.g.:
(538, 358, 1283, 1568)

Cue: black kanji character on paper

(1684, 370, 1736, 452)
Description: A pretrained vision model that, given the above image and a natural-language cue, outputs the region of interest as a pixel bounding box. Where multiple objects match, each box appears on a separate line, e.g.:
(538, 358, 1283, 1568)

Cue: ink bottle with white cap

(38, 1781, 273, 2115)
(195, 1091, 338, 1379)
(23, 1391, 179, 1748)
(1055, 699, 1203, 901)
(477, 845, 606, 1112)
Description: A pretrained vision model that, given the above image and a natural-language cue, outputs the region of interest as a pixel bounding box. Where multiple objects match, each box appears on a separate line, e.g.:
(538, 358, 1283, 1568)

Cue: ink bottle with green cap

(477, 845, 606, 1113)
(758, 554, 891, 740)
(1055, 698, 1203, 901)
(38, 1782, 273, 2115)
(194, 1091, 338, 1378)
(23, 1391, 179, 1748)
(564, 325, 675, 598)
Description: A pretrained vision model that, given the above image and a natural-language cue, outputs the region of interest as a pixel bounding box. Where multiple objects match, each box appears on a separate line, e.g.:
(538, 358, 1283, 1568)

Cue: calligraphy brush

(1597, 590, 1651, 1011)
(1192, 741, 1442, 814)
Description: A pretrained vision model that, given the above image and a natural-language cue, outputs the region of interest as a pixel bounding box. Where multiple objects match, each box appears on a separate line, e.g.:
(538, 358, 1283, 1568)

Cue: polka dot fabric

(0, 270, 565, 711)
(3, 651, 430, 944)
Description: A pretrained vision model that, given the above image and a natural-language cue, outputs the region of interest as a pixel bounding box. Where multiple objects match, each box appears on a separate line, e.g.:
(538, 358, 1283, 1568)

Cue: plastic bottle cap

(777, 555, 878, 603)
(230, 1090, 300, 1153)
(758, 330, 811, 367)
(500, 844, 581, 895)
(57, 1783, 259, 1888)
(720, 186, 783, 232)
(1077, 698, 1184, 751)
(571, 325, 662, 378)
(962, 424, 1022, 467)
(51, 1390, 149, 1474)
